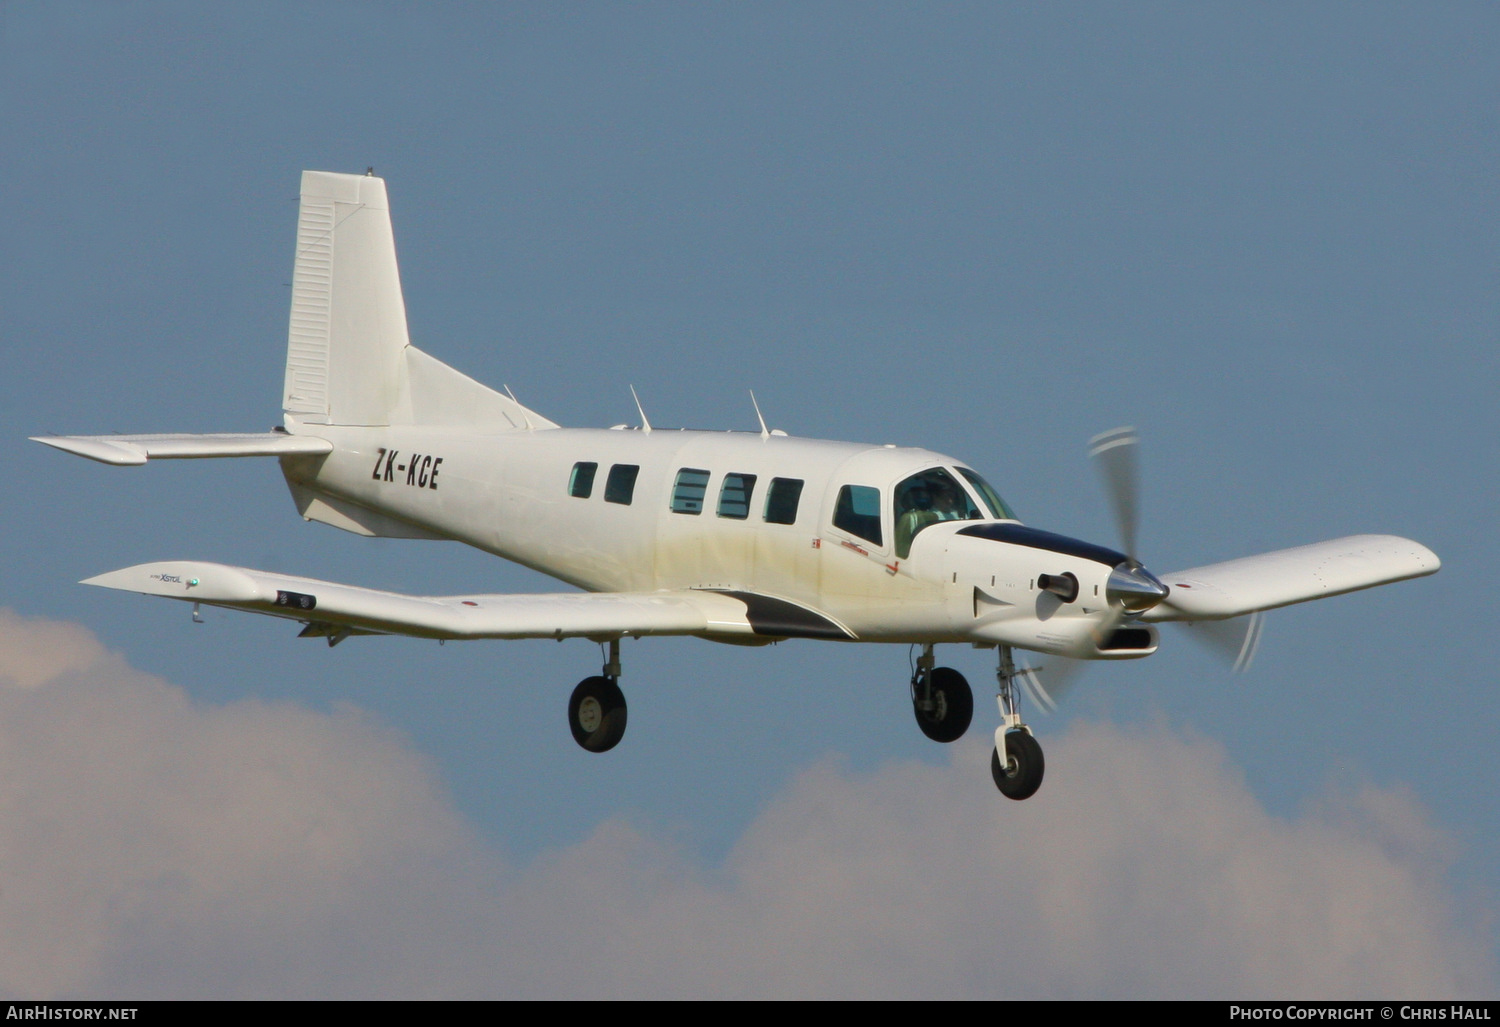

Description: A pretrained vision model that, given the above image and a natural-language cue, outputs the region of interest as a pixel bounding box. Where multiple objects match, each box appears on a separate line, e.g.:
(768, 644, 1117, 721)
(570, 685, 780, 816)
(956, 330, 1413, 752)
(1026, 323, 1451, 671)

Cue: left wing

(83, 561, 759, 641)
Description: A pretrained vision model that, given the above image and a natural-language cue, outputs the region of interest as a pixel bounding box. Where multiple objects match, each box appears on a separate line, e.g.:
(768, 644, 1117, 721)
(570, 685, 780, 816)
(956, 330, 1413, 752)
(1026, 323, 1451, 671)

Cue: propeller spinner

(1088, 426, 1170, 617)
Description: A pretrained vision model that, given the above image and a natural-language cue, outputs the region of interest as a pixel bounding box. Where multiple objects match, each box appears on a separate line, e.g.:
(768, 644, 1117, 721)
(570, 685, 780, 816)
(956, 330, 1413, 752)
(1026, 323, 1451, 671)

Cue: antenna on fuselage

(749, 390, 770, 440)
(502, 384, 535, 431)
(629, 385, 652, 433)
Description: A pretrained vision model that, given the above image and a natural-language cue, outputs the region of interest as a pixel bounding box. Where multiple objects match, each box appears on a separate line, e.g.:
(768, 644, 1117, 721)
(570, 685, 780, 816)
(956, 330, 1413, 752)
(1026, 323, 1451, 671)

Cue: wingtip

(31, 435, 148, 465)
(1379, 535, 1441, 576)
(80, 566, 151, 590)
(79, 562, 263, 603)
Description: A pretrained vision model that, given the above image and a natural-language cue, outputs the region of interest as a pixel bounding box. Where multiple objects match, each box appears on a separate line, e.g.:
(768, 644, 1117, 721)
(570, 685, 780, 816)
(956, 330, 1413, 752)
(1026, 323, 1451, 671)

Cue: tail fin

(283, 171, 409, 426)
(282, 170, 556, 432)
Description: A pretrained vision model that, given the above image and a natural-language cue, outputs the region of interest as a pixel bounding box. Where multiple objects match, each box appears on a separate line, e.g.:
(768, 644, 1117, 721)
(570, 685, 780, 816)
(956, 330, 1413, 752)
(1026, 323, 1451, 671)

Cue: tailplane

(29, 432, 331, 466)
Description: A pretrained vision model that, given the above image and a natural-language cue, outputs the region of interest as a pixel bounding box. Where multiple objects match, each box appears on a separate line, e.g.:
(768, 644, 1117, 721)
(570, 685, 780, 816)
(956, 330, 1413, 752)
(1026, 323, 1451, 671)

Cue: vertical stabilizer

(284, 171, 409, 426)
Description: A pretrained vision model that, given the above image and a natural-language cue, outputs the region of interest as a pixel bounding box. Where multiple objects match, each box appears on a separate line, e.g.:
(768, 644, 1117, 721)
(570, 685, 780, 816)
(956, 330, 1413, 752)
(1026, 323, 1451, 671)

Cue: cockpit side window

(894, 467, 982, 559)
(956, 466, 1018, 521)
(833, 485, 883, 547)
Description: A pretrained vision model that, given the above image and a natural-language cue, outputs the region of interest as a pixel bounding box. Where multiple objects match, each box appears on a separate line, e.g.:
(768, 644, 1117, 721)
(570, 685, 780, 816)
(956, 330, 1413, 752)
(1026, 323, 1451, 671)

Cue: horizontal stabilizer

(1143, 534, 1440, 622)
(81, 561, 764, 641)
(31, 432, 333, 466)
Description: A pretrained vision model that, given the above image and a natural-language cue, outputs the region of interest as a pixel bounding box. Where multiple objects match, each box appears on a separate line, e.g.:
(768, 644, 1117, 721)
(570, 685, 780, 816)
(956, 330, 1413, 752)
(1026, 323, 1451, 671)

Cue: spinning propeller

(1020, 427, 1263, 711)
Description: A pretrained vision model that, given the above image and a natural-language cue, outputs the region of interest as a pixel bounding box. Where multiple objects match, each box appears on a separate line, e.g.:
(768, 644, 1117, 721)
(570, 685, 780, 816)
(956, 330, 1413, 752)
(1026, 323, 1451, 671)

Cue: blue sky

(1, 2, 1495, 997)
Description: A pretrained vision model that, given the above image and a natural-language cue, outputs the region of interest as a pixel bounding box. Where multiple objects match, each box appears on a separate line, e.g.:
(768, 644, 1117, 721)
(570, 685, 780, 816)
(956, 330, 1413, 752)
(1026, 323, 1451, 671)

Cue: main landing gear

(910, 644, 973, 743)
(911, 643, 1044, 800)
(568, 639, 627, 753)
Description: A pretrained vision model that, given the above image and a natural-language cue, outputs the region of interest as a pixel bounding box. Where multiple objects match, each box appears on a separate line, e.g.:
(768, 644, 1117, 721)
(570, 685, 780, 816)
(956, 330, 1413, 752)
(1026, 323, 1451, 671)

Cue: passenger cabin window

(894, 467, 983, 559)
(568, 461, 597, 499)
(956, 467, 1018, 521)
(604, 464, 639, 505)
(834, 485, 883, 547)
(671, 468, 711, 514)
(717, 473, 757, 519)
(763, 477, 804, 525)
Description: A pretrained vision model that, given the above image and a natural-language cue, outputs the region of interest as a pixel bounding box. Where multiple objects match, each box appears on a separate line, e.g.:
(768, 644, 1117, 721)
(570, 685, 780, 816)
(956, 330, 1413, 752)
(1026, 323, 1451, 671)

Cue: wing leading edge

(81, 561, 789, 642)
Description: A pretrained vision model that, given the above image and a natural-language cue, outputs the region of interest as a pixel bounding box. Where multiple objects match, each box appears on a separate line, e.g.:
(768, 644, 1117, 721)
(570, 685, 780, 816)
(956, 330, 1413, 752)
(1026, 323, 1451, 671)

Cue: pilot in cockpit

(895, 469, 983, 558)
(928, 478, 964, 520)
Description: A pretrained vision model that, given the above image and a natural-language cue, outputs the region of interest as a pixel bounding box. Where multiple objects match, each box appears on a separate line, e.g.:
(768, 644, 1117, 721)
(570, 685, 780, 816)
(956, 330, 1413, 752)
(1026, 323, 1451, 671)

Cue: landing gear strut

(910, 644, 973, 743)
(568, 638, 627, 753)
(992, 645, 1044, 800)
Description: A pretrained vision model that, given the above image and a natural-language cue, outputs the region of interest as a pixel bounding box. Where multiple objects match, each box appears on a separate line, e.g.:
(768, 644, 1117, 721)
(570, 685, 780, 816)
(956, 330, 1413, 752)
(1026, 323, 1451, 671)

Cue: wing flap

(31, 432, 333, 466)
(1143, 534, 1440, 621)
(81, 561, 757, 640)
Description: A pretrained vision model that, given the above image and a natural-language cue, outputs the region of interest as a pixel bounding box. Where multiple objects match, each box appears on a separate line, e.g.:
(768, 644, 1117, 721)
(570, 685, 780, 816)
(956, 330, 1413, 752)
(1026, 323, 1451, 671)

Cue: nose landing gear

(992, 645, 1044, 800)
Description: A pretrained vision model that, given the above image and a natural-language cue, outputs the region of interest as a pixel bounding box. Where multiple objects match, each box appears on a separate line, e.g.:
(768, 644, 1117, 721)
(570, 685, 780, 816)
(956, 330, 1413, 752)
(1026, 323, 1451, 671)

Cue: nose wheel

(992, 730, 1044, 800)
(992, 645, 1045, 800)
(568, 639, 628, 753)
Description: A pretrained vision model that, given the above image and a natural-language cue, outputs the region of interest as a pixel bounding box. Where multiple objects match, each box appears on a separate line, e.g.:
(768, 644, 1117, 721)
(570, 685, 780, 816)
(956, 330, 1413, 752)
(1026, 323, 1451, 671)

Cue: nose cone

(1107, 561, 1170, 615)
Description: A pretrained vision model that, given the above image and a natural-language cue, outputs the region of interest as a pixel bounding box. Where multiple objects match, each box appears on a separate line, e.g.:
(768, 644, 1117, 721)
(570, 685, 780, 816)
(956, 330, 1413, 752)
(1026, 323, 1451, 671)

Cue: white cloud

(0, 609, 1489, 998)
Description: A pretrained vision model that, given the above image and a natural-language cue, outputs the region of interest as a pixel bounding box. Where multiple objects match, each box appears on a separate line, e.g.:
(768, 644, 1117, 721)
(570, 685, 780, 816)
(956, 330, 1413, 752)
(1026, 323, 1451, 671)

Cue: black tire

(568, 676, 627, 753)
(991, 731, 1044, 800)
(914, 666, 973, 743)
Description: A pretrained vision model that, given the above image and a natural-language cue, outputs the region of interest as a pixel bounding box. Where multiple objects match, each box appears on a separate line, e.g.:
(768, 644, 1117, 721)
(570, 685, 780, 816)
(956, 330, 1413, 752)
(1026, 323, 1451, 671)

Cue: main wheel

(913, 667, 973, 743)
(991, 731, 1044, 800)
(569, 676, 627, 753)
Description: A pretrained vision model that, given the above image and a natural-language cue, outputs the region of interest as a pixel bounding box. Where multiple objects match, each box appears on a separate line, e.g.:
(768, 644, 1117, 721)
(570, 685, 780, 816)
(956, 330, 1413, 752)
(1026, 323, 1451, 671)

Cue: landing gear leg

(910, 644, 973, 743)
(568, 638, 628, 753)
(991, 645, 1044, 800)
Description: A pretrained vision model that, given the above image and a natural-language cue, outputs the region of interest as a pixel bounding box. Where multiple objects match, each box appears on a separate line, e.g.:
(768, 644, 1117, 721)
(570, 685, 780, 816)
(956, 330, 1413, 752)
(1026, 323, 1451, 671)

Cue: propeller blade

(1175, 611, 1265, 673)
(1019, 655, 1092, 713)
(1017, 662, 1060, 713)
(1016, 603, 1125, 713)
(1089, 426, 1141, 560)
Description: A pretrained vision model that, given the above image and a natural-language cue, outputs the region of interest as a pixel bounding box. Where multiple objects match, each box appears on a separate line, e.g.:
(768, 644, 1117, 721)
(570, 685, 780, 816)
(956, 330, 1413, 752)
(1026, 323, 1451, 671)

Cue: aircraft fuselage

(280, 423, 1145, 655)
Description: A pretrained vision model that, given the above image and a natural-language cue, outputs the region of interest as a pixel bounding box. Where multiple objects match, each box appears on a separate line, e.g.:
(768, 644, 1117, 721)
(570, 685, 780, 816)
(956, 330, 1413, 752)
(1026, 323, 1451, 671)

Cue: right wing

(1143, 534, 1440, 622)
(81, 561, 773, 642)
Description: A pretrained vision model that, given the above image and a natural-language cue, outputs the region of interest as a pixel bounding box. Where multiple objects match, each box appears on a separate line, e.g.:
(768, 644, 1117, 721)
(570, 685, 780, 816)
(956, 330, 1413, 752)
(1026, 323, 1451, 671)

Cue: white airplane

(33, 170, 1441, 800)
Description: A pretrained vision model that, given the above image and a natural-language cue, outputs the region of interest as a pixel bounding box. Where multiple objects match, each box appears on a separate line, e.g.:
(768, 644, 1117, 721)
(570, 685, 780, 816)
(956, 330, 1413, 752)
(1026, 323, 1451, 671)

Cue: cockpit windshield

(893, 467, 983, 558)
(956, 467, 1018, 521)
